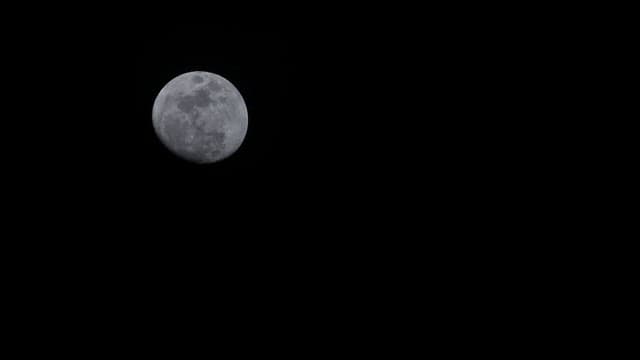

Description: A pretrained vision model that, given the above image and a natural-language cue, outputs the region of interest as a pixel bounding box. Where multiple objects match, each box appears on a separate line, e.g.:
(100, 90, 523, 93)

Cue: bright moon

(152, 71, 248, 163)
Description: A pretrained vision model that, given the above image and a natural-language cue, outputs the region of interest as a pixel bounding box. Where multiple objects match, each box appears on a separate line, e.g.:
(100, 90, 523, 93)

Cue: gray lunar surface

(152, 71, 248, 163)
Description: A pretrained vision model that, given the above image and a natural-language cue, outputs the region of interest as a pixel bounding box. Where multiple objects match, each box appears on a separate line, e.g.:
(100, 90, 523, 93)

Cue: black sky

(7, 17, 563, 250)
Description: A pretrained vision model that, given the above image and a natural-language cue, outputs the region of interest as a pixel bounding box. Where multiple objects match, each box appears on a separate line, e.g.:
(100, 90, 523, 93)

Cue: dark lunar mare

(192, 75, 204, 84)
(176, 88, 214, 113)
(207, 80, 222, 92)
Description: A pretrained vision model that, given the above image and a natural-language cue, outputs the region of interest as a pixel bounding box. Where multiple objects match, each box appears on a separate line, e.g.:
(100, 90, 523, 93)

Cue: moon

(152, 71, 248, 163)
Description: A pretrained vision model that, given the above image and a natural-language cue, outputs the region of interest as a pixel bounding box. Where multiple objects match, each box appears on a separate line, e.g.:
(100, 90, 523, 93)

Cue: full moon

(152, 71, 248, 163)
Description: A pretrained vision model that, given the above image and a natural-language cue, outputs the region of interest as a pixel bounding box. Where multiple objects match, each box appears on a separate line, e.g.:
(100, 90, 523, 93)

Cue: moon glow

(152, 71, 248, 163)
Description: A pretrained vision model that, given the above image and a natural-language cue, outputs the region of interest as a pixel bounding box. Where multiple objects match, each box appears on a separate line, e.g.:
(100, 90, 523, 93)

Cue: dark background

(1, 10, 599, 348)
(5, 10, 585, 265)
(9, 21, 559, 242)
